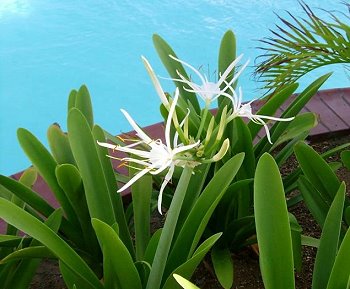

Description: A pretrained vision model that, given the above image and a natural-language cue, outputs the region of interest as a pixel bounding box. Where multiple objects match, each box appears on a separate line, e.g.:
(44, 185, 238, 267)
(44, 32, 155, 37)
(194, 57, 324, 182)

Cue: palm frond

(255, 0, 350, 94)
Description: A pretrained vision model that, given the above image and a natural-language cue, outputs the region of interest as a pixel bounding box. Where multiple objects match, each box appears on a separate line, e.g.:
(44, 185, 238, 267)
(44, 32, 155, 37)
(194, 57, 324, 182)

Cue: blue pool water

(0, 0, 348, 175)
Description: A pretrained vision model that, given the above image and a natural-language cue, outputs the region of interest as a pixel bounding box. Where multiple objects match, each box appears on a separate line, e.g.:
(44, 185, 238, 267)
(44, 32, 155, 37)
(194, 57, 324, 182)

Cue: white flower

(97, 88, 200, 214)
(169, 54, 249, 106)
(227, 87, 295, 144)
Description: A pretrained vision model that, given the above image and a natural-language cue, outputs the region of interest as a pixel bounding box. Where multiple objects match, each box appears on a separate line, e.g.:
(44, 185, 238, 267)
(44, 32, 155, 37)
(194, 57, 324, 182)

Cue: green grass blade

(254, 153, 295, 289)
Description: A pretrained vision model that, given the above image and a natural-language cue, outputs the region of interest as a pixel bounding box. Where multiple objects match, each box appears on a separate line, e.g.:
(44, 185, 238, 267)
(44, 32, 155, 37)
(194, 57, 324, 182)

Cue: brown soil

(30, 134, 350, 289)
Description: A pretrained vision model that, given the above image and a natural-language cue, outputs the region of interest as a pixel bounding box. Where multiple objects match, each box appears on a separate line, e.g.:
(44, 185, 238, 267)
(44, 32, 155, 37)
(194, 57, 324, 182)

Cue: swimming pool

(1, 0, 348, 175)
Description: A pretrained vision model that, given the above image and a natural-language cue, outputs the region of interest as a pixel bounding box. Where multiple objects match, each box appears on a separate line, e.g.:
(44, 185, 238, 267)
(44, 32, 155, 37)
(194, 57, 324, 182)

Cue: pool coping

(9, 87, 350, 212)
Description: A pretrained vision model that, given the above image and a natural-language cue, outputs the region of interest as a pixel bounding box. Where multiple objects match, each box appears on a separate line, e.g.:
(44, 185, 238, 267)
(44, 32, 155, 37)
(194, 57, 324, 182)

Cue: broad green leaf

(254, 153, 295, 289)
(91, 219, 142, 289)
(67, 108, 116, 225)
(130, 166, 152, 261)
(67, 89, 77, 113)
(93, 125, 134, 257)
(248, 82, 299, 140)
(144, 229, 162, 265)
(75, 85, 94, 129)
(166, 153, 244, 276)
(152, 34, 200, 114)
(271, 112, 318, 149)
(55, 164, 99, 257)
(327, 226, 350, 289)
(17, 128, 79, 228)
(217, 30, 236, 111)
(298, 176, 329, 228)
(312, 182, 346, 289)
(294, 141, 341, 203)
(163, 233, 221, 289)
(60, 260, 96, 289)
(47, 124, 75, 165)
(0, 198, 103, 289)
(255, 74, 331, 156)
(173, 274, 200, 289)
(341, 150, 350, 170)
(0, 246, 55, 263)
(211, 247, 233, 289)
(0, 175, 54, 218)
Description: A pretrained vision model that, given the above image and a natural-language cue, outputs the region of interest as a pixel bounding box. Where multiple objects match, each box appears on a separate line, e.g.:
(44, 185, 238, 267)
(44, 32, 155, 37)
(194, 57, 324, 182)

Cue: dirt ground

(29, 133, 350, 289)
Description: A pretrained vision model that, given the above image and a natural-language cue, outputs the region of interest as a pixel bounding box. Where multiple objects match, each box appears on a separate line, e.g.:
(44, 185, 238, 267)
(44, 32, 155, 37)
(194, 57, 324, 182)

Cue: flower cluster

(98, 54, 294, 213)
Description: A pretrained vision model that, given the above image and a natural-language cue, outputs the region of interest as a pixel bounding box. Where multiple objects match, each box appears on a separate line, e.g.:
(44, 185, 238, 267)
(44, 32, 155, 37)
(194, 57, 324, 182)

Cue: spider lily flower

(227, 87, 295, 144)
(169, 54, 249, 106)
(97, 88, 200, 214)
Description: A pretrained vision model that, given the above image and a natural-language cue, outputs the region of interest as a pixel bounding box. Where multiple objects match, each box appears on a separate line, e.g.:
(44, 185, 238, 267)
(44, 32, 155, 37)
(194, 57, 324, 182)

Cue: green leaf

(152, 34, 200, 114)
(0, 175, 54, 218)
(341, 150, 350, 170)
(92, 125, 134, 257)
(298, 176, 330, 228)
(326, 225, 350, 289)
(0, 198, 103, 289)
(17, 128, 79, 227)
(74, 85, 94, 129)
(272, 112, 318, 149)
(1, 246, 55, 263)
(294, 141, 341, 203)
(166, 153, 245, 277)
(211, 247, 233, 289)
(67, 108, 116, 225)
(144, 229, 162, 265)
(248, 82, 299, 140)
(312, 182, 346, 289)
(130, 166, 152, 261)
(47, 124, 75, 165)
(91, 218, 142, 289)
(254, 153, 295, 289)
(55, 164, 99, 257)
(60, 260, 96, 289)
(173, 274, 200, 289)
(163, 233, 221, 289)
(217, 30, 236, 111)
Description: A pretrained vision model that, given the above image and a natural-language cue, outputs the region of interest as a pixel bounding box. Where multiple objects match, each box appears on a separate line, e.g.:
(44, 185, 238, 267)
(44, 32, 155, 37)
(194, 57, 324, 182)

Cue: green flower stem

(146, 166, 193, 289)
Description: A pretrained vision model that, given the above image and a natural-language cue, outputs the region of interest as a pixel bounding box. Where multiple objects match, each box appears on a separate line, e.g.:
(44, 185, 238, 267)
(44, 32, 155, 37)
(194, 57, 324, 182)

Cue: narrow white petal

(120, 109, 153, 144)
(97, 141, 117, 150)
(172, 141, 200, 155)
(117, 167, 152, 192)
(169, 55, 207, 85)
(115, 146, 151, 158)
(157, 165, 175, 214)
(217, 54, 244, 86)
(165, 88, 179, 150)
(254, 115, 295, 122)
